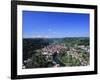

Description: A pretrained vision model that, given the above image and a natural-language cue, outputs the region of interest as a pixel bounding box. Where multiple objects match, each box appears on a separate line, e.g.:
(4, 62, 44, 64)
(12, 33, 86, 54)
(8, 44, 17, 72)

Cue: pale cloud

(32, 35, 49, 38)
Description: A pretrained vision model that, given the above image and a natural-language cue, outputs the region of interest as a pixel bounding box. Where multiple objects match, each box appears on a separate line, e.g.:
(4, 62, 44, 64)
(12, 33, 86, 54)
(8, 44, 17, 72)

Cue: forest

(23, 37, 89, 68)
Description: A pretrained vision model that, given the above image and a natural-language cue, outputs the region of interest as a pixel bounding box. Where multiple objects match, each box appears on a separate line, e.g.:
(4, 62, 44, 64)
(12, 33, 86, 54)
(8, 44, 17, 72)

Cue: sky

(22, 11, 90, 38)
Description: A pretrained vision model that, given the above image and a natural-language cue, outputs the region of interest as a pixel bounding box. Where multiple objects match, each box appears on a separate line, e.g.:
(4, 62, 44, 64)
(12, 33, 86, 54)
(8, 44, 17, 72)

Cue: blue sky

(22, 11, 90, 38)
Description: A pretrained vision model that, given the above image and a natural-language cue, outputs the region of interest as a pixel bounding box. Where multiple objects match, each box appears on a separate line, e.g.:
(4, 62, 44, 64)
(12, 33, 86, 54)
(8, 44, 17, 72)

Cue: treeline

(62, 37, 89, 47)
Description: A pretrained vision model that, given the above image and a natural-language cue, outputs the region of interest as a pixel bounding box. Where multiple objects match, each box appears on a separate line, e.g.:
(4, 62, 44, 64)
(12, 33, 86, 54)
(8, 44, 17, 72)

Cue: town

(23, 37, 89, 68)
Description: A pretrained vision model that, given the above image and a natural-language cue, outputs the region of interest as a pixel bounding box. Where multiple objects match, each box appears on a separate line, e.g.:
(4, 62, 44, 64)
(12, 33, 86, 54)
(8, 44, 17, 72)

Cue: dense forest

(23, 37, 89, 68)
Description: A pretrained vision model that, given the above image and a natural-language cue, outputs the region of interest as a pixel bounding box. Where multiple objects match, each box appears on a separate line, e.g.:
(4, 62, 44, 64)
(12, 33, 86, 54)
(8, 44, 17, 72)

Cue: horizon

(23, 11, 90, 38)
(23, 36, 89, 39)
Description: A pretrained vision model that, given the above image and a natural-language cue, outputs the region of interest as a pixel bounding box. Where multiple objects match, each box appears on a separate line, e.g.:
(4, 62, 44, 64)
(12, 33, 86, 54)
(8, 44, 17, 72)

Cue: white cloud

(32, 35, 49, 38)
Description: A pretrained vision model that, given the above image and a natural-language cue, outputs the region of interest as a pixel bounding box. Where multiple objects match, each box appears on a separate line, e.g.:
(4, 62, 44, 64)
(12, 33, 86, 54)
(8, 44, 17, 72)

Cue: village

(37, 43, 89, 66)
(23, 42, 89, 68)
